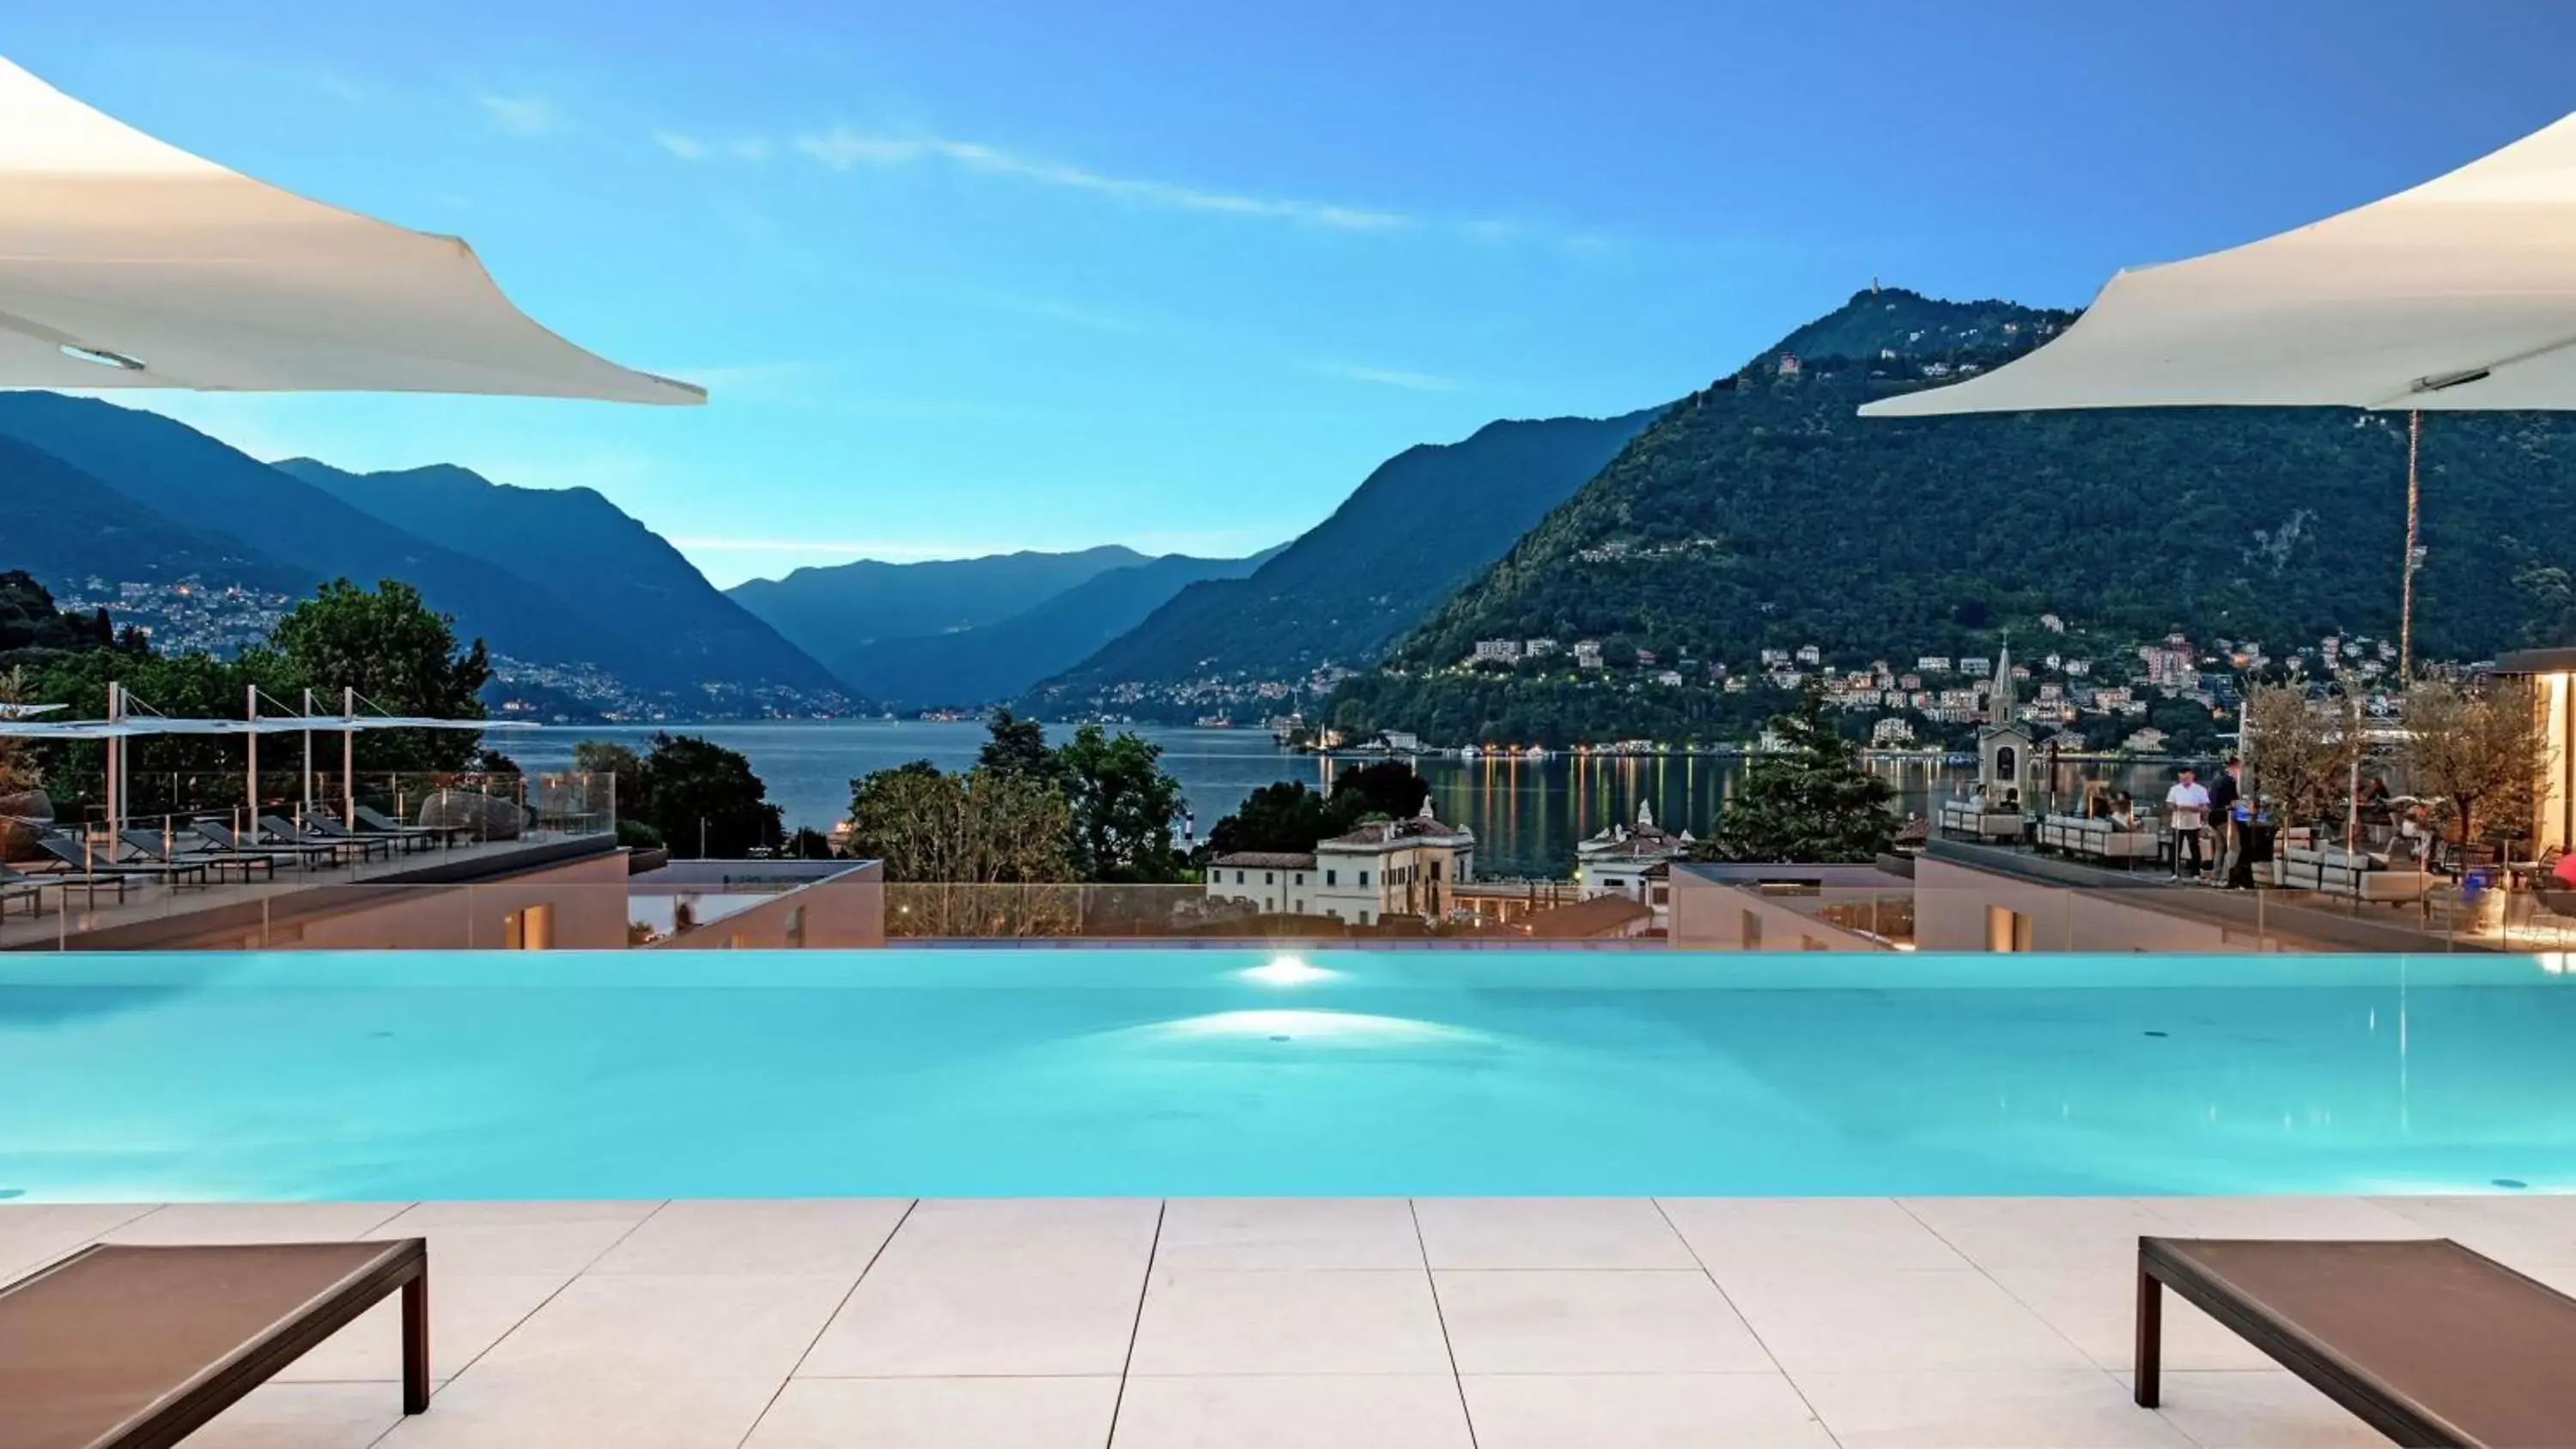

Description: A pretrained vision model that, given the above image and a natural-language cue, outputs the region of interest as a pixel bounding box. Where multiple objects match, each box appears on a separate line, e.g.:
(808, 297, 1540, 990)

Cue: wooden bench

(0, 1238, 427, 1449)
(2137, 1236, 2576, 1446)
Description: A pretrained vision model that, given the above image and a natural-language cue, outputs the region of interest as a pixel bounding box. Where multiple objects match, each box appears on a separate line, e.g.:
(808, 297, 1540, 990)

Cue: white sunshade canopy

(0, 716, 539, 739)
(1862, 112, 2576, 418)
(0, 57, 702, 404)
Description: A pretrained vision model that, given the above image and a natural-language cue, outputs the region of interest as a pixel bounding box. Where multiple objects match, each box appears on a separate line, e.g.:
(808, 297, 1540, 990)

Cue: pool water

(3, 949, 2572, 1201)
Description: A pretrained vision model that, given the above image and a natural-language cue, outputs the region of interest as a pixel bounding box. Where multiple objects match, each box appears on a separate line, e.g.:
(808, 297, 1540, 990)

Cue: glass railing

(2, 834, 2549, 954)
(0, 870, 882, 951)
(27, 770, 617, 847)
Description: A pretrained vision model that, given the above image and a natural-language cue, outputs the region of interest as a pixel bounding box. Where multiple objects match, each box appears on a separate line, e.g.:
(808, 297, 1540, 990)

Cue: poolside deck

(0, 833, 617, 950)
(9, 1194, 2565, 1446)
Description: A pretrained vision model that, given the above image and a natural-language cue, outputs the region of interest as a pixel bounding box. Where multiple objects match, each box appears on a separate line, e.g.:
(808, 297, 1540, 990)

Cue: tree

(572, 741, 647, 816)
(1327, 761, 1431, 822)
(848, 764, 1073, 883)
(976, 709, 1059, 783)
(1054, 724, 1186, 882)
(1692, 686, 1895, 862)
(783, 826, 835, 859)
(2243, 683, 2360, 842)
(636, 732, 782, 858)
(1202, 781, 1340, 858)
(2403, 678, 2552, 852)
(269, 579, 491, 770)
(0, 667, 35, 795)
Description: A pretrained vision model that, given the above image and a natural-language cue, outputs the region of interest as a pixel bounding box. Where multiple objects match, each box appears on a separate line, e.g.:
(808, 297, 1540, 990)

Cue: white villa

(1575, 799, 1694, 926)
(1204, 799, 1476, 926)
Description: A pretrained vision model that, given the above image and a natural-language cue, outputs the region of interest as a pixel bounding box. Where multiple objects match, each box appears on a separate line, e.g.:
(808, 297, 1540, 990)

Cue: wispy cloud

(477, 94, 557, 137)
(653, 129, 709, 160)
(658, 130, 770, 163)
(1311, 362, 1462, 392)
(787, 127, 1411, 231)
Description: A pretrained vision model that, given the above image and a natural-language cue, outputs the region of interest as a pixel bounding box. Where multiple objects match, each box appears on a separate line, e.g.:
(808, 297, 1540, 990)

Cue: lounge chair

(196, 818, 337, 870)
(0, 861, 131, 912)
(118, 828, 276, 883)
(355, 803, 457, 849)
(0, 1238, 428, 1446)
(2136, 1235, 2576, 1445)
(34, 832, 209, 887)
(261, 815, 389, 865)
(0, 872, 34, 919)
(312, 808, 432, 855)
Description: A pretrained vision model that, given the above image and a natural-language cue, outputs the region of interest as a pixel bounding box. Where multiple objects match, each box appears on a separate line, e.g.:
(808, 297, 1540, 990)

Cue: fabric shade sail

(0, 57, 702, 404)
(1861, 112, 2576, 418)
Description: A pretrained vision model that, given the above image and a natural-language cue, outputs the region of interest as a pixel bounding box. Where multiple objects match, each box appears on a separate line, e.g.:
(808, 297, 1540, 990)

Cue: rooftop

(1206, 851, 1319, 870)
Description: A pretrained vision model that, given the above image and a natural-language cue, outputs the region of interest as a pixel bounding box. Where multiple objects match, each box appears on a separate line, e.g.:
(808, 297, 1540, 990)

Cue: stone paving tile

(179, 1380, 408, 1449)
(1660, 1196, 1970, 1276)
(1793, 1369, 2197, 1448)
(375, 1366, 782, 1448)
(1434, 1270, 1774, 1375)
(743, 1376, 1120, 1449)
(470, 1272, 854, 1382)
(1413, 1197, 1698, 1270)
(799, 1254, 1145, 1378)
(97, 1201, 410, 1245)
(1462, 1372, 1835, 1449)
(1153, 1197, 1422, 1271)
(1896, 1197, 2177, 1273)
(276, 1271, 571, 1384)
(1129, 1268, 1450, 1375)
(590, 1197, 911, 1276)
(2121, 1370, 2388, 1448)
(1716, 1266, 2097, 1374)
(1112, 1373, 1474, 1448)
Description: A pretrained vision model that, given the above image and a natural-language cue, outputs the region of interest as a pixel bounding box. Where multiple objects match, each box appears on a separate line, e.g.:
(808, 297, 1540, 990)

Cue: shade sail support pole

(2401, 410, 2422, 681)
(343, 686, 356, 830)
(245, 683, 258, 838)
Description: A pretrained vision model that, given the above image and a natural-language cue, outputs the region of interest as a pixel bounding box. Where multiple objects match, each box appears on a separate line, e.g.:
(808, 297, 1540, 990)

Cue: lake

(507, 720, 2183, 878)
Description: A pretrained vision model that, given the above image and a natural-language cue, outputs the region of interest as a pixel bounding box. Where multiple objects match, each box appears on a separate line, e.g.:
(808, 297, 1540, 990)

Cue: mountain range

(787, 546, 1285, 709)
(1348, 287, 2576, 741)
(1023, 408, 1665, 715)
(0, 392, 835, 707)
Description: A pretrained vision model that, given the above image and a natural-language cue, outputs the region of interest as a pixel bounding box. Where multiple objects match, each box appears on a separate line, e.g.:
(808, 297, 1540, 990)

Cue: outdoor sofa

(1937, 800, 2026, 843)
(2034, 814, 2160, 864)
(2269, 841, 2434, 903)
(0, 1238, 429, 1449)
(2136, 1235, 2576, 1446)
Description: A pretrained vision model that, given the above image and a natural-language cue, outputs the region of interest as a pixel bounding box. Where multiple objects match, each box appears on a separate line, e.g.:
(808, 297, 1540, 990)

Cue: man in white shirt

(2166, 768, 2211, 880)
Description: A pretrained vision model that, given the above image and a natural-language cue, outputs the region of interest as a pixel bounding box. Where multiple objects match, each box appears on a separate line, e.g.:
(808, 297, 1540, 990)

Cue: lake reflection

(511, 721, 2184, 878)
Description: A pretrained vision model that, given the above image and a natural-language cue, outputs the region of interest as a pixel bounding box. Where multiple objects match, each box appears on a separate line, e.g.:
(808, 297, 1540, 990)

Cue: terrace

(6, 1191, 2537, 1446)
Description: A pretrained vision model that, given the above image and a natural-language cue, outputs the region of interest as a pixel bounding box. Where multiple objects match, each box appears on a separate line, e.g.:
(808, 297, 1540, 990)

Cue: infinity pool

(2, 949, 2571, 1201)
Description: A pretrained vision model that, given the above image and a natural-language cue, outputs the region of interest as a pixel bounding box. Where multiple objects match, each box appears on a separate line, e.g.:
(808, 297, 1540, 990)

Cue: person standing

(2166, 767, 2211, 880)
(2207, 759, 2244, 886)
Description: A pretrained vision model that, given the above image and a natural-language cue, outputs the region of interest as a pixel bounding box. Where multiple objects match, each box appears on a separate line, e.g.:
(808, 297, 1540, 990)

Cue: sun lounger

(355, 803, 458, 849)
(196, 818, 336, 870)
(313, 808, 433, 854)
(118, 828, 276, 883)
(0, 873, 34, 919)
(0, 861, 131, 912)
(35, 832, 208, 887)
(0, 1238, 428, 1448)
(2136, 1235, 2576, 1446)
(261, 815, 388, 865)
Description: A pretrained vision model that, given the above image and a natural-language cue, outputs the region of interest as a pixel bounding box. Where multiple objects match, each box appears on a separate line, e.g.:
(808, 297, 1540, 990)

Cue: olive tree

(2403, 678, 2552, 853)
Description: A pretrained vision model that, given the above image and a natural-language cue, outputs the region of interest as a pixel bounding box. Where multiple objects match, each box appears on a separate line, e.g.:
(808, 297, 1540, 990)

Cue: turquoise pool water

(3, 949, 2572, 1201)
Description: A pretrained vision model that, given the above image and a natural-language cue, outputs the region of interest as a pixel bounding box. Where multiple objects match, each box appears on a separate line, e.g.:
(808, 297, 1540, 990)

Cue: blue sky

(13, 1, 2576, 585)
